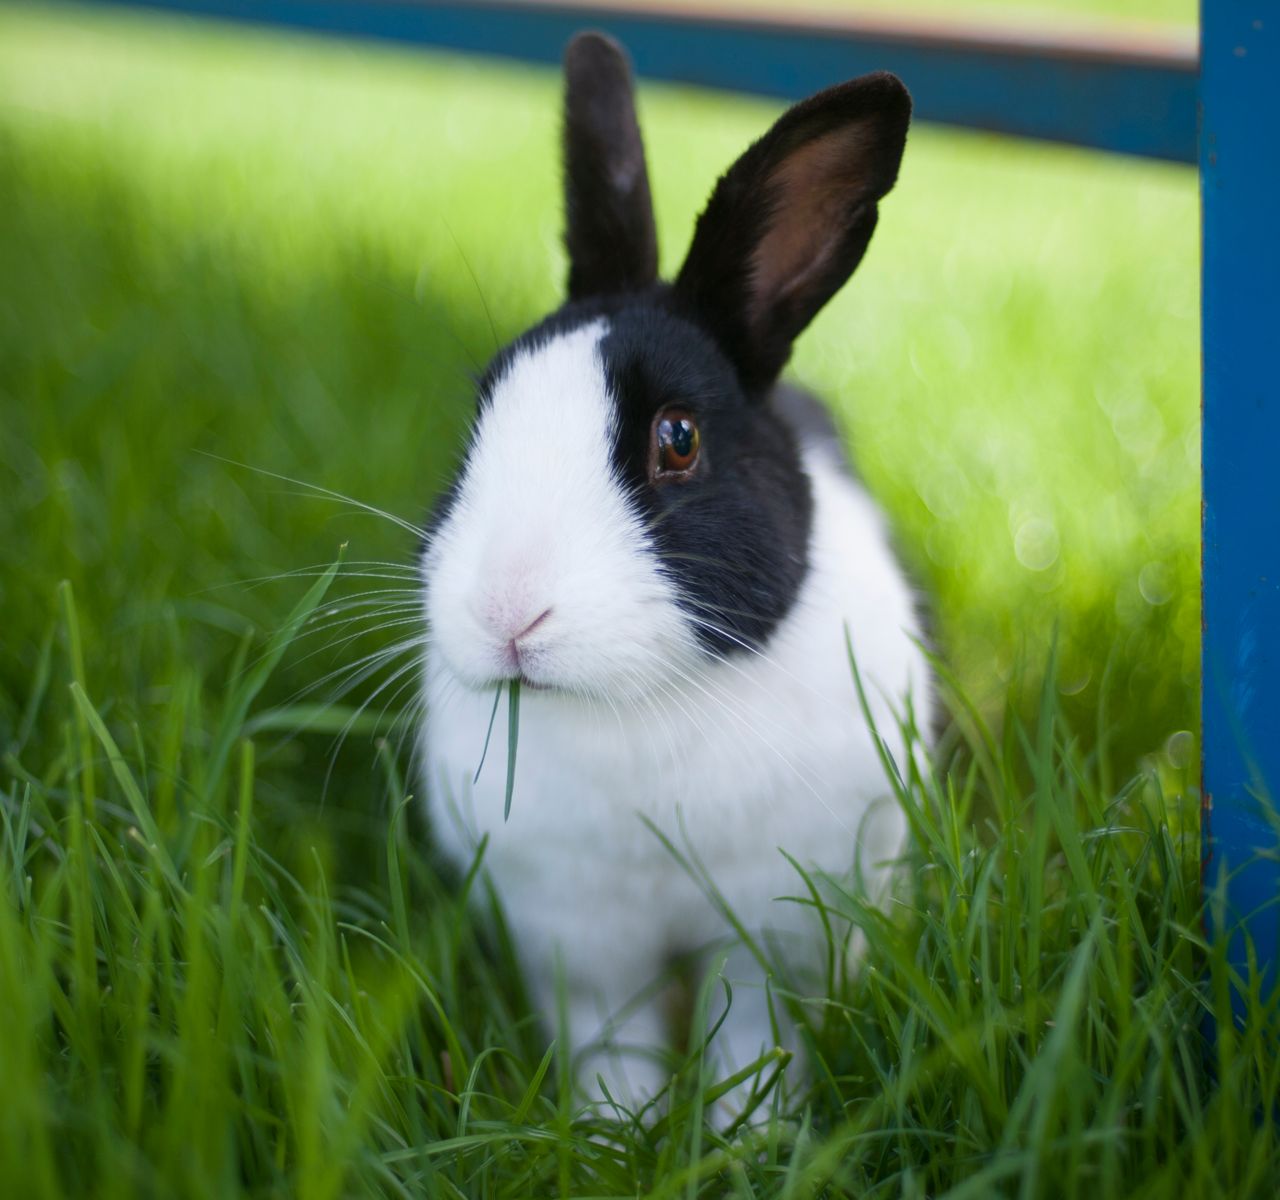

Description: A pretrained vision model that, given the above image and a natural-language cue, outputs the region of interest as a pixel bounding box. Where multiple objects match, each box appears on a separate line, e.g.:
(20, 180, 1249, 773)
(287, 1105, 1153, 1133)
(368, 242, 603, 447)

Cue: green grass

(1, 4, 1272, 1198)
(5, 588, 1279, 1198)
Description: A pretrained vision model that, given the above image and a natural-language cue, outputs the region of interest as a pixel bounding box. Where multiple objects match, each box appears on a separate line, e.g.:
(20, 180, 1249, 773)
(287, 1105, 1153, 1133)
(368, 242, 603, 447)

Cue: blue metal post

(1201, 2, 1279, 1013)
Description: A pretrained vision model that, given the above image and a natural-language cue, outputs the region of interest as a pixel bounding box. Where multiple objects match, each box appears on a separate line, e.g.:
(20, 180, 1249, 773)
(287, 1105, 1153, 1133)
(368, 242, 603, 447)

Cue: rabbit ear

(675, 72, 910, 392)
(562, 32, 658, 300)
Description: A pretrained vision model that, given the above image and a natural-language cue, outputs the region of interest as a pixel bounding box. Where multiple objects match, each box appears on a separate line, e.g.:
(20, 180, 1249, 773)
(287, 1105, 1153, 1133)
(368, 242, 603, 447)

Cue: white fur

(421, 325, 932, 1108)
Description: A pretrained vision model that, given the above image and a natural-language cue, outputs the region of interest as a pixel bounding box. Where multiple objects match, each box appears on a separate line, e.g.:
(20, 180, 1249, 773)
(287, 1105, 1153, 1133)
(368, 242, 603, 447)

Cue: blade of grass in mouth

(472, 679, 520, 821)
(504, 678, 520, 822)
(473, 684, 503, 786)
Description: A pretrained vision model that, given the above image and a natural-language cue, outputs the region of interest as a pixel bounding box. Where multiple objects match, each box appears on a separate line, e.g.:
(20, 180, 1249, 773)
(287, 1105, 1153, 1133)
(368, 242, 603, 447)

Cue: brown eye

(651, 409, 701, 480)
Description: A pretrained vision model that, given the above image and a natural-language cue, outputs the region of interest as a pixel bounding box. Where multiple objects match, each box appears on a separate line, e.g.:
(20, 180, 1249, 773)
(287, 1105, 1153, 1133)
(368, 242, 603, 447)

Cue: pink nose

(511, 607, 553, 643)
(501, 606, 552, 673)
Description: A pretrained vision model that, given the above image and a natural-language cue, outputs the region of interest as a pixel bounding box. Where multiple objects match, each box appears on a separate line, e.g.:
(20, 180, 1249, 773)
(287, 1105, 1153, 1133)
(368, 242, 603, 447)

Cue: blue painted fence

(79, 0, 1276, 1012)
(1201, 1, 1279, 1015)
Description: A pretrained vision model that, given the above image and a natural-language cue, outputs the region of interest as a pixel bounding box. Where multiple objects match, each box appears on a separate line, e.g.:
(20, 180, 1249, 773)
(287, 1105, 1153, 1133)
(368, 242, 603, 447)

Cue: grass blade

(472, 684, 503, 786)
(205, 547, 344, 795)
(70, 682, 179, 887)
(504, 678, 520, 822)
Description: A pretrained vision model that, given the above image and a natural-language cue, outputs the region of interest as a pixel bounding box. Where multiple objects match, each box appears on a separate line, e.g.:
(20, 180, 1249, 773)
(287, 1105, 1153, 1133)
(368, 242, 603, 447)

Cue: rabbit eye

(651, 409, 701, 480)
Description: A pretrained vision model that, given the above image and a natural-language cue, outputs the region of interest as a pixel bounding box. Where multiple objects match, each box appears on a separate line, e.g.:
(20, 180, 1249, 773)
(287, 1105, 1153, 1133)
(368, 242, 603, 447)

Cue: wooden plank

(1201, 2, 1279, 1013)
(81, 0, 1198, 162)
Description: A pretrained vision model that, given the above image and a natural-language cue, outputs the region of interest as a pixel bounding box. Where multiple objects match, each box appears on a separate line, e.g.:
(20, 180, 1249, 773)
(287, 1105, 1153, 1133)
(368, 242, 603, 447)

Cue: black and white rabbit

(420, 33, 933, 1107)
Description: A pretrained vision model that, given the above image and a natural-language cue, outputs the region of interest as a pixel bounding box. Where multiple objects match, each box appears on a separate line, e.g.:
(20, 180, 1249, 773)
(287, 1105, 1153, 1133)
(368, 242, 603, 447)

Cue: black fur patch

(599, 300, 813, 656)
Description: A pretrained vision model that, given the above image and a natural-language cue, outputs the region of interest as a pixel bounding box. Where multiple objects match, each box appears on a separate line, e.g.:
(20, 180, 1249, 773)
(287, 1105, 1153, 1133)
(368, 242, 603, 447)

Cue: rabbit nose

(498, 607, 553, 676)
(512, 607, 553, 644)
(475, 594, 554, 657)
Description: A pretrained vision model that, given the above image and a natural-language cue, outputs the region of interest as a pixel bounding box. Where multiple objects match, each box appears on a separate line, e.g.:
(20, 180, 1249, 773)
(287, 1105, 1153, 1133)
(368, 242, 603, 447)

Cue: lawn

(1, 4, 1274, 1198)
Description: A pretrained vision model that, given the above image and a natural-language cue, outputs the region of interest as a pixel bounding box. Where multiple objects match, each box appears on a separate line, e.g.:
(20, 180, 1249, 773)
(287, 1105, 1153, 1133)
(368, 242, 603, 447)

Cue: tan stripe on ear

(747, 120, 878, 330)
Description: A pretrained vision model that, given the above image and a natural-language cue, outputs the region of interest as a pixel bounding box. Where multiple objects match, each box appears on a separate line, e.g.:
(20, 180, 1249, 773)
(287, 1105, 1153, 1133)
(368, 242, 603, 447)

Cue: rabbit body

(419, 36, 932, 1106)
(423, 391, 928, 1101)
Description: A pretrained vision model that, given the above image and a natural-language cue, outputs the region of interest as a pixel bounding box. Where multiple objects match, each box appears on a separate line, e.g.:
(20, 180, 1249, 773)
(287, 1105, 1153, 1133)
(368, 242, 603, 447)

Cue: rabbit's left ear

(675, 72, 911, 393)
(562, 32, 658, 300)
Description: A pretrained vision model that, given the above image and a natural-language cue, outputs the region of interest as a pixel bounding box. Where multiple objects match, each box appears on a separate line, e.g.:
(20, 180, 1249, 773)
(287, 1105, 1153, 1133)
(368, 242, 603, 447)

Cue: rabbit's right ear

(562, 32, 658, 300)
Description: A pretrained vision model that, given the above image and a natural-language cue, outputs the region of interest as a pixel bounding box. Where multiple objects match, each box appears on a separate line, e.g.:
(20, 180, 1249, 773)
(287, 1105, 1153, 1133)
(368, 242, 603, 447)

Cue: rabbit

(419, 31, 934, 1113)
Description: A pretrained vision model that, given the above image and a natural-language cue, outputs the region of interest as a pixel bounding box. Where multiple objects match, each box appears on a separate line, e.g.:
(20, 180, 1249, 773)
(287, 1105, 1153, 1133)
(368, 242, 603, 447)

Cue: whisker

(285, 613, 426, 676)
(322, 653, 427, 802)
(378, 665, 426, 729)
(235, 599, 421, 683)
(677, 602, 834, 707)
(297, 593, 422, 632)
(296, 600, 422, 644)
(278, 634, 427, 714)
(195, 451, 429, 541)
(440, 216, 503, 357)
(193, 562, 419, 596)
(196, 571, 420, 605)
(391, 691, 430, 773)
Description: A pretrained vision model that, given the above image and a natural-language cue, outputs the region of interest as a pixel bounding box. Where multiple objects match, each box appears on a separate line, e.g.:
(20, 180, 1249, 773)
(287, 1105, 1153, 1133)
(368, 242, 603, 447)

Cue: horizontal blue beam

(84, 0, 1198, 163)
(1201, 1, 1279, 1015)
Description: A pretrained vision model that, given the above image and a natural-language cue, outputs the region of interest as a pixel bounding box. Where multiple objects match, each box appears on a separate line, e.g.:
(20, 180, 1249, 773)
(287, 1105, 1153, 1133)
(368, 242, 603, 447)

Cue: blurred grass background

(0, 1, 1199, 798)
